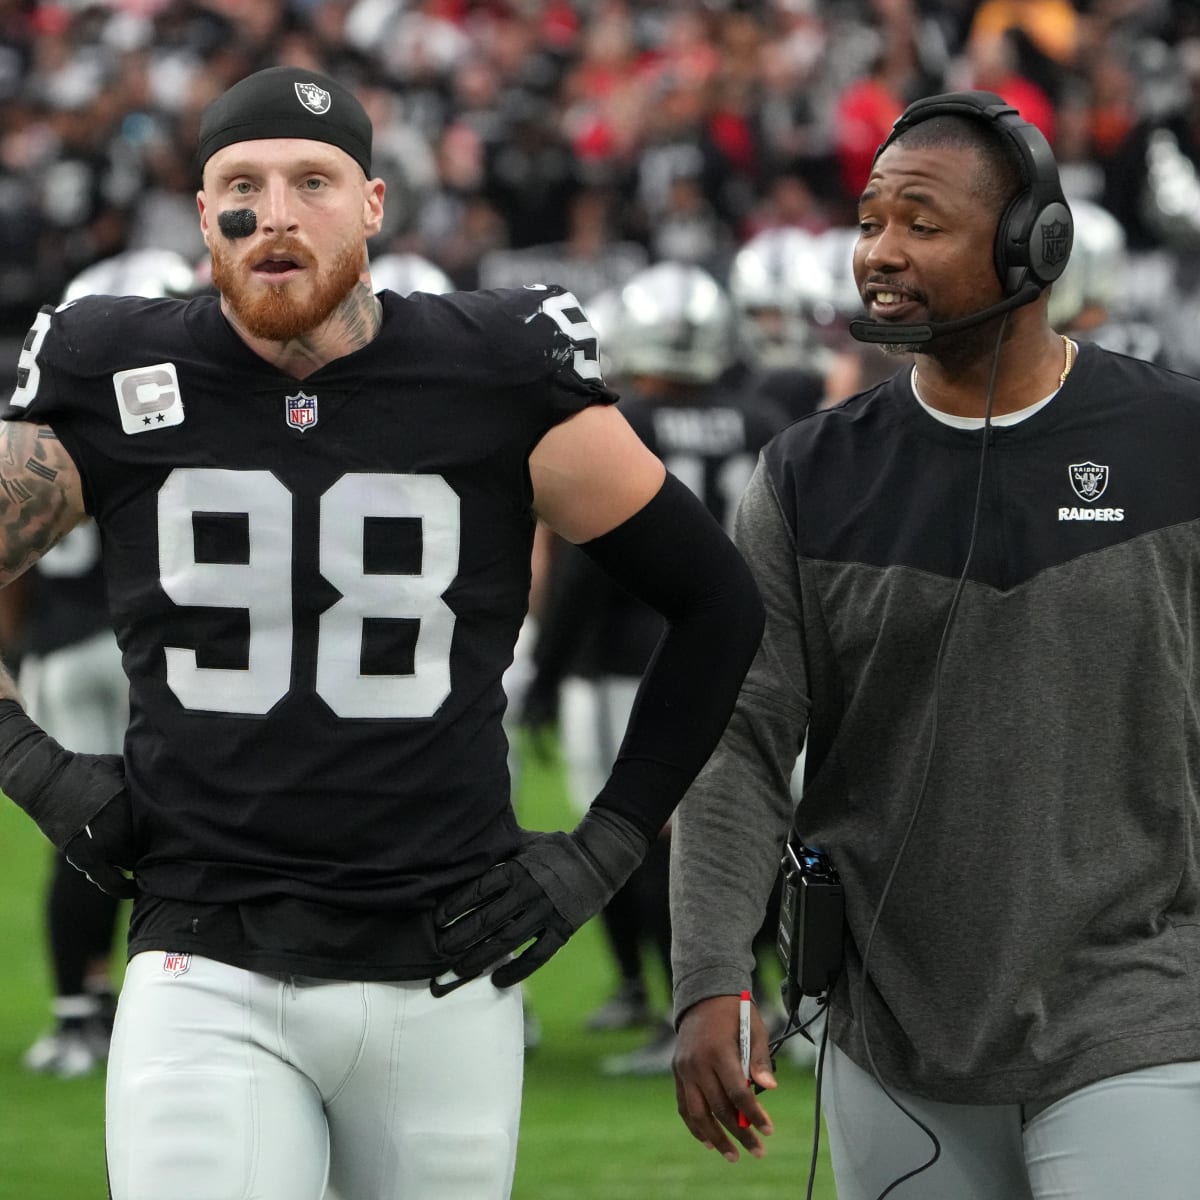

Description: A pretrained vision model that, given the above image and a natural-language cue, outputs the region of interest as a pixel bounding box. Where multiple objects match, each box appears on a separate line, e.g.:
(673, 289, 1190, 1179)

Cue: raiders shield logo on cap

(295, 81, 331, 115)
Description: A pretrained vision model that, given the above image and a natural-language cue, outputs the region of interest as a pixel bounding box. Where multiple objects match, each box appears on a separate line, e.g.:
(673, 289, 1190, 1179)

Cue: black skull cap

(197, 67, 372, 178)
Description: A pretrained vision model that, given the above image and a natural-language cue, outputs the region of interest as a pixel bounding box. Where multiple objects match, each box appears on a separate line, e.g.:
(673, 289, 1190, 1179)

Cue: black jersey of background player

(721, 358, 826, 426)
(4, 284, 613, 914)
(620, 381, 785, 535)
(535, 381, 785, 683)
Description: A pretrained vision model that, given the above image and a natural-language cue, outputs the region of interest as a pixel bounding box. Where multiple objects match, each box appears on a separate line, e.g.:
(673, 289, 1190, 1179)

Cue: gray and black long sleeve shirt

(671, 341, 1200, 1105)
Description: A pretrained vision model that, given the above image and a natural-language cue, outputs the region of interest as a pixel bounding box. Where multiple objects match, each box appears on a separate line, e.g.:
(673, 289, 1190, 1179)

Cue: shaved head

(888, 114, 1024, 217)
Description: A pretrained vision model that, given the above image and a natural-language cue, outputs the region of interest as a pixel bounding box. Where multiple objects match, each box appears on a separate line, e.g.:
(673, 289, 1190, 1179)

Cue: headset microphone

(848, 280, 1041, 345)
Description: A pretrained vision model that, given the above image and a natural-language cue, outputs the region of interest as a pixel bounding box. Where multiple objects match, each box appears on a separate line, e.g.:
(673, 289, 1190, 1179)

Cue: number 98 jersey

(5, 285, 614, 939)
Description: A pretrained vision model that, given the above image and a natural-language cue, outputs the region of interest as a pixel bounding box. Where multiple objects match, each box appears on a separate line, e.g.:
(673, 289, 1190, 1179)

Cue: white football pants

(558, 675, 639, 816)
(107, 952, 524, 1200)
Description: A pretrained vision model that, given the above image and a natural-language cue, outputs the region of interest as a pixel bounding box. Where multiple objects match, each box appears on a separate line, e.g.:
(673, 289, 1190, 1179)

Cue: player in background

(367, 251, 455, 299)
(1047, 196, 1171, 367)
(525, 263, 786, 1072)
(7, 248, 197, 1077)
(6, 520, 126, 1076)
(0, 67, 763, 1200)
(727, 224, 911, 419)
(726, 226, 835, 423)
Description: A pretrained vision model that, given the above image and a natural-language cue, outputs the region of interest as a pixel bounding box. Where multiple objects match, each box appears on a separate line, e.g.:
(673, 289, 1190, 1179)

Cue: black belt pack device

(777, 839, 844, 1017)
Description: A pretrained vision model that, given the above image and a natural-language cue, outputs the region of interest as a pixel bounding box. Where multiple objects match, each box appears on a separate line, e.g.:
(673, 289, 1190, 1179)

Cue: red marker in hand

(737, 989, 752, 1128)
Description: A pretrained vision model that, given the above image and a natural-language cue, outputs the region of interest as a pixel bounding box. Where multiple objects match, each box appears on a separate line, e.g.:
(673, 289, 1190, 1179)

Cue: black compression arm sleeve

(578, 473, 764, 841)
(0, 699, 123, 845)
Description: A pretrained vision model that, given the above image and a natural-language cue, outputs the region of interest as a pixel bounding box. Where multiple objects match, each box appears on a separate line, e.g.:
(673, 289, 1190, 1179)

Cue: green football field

(0, 741, 836, 1199)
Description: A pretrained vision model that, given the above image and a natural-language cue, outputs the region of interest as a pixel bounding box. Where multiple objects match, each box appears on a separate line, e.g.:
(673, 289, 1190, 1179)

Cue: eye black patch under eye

(218, 209, 256, 239)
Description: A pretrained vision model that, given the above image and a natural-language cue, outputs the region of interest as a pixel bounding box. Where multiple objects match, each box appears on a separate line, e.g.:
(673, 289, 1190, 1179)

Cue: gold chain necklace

(913, 334, 1077, 404)
(1059, 334, 1076, 387)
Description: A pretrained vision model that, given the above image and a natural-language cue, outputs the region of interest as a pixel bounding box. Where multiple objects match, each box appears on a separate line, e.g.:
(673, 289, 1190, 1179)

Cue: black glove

(0, 701, 138, 898)
(431, 805, 649, 993)
(63, 782, 139, 899)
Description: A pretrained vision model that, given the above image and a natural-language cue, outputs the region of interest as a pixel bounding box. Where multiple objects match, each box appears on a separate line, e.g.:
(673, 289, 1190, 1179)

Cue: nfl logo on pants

(162, 952, 191, 977)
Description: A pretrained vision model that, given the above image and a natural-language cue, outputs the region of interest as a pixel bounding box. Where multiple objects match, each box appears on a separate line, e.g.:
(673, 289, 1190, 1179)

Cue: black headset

(875, 90, 1074, 297)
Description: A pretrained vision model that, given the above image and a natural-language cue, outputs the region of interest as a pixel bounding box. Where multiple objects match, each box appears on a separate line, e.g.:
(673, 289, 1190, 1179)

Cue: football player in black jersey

(526, 263, 789, 1073)
(0, 67, 763, 1200)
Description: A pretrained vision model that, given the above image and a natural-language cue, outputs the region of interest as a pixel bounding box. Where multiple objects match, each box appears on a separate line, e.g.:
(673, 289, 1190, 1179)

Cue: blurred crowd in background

(3, 0, 1200, 375)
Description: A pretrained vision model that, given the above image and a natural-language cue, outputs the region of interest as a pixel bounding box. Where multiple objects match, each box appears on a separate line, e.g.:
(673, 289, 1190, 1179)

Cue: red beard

(211, 237, 364, 342)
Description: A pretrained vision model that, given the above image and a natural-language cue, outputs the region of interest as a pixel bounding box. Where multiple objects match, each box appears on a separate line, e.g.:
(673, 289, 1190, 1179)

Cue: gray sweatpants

(823, 1041, 1200, 1199)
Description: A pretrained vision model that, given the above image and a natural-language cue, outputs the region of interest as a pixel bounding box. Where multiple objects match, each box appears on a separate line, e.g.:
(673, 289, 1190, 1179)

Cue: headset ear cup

(994, 191, 1033, 296)
(1026, 200, 1074, 287)
(994, 196, 1075, 294)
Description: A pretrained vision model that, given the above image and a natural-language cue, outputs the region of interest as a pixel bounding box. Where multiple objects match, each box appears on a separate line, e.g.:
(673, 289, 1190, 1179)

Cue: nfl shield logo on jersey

(295, 81, 331, 114)
(286, 390, 318, 431)
(162, 952, 191, 977)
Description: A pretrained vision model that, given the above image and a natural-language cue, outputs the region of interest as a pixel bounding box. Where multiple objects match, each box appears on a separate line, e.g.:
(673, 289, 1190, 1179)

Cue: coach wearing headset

(669, 90, 1200, 1199)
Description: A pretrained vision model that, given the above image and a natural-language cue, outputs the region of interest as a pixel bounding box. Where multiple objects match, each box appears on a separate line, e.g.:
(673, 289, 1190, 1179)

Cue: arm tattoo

(0, 423, 79, 583)
(25, 456, 58, 483)
(0, 474, 32, 506)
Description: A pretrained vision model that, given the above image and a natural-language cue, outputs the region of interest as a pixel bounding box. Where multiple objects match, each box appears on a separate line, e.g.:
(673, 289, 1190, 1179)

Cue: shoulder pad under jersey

(6, 295, 192, 422)
(420, 284, 610, 392)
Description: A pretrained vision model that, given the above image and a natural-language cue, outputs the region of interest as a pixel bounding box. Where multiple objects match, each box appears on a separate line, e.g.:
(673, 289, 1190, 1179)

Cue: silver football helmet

(1048, 199, 1127, 330)
(612, 262, 735, 384)
(370, 252, 454, 297)
(578, 286, 622, 380)
(1141, 128, 1200, 253)
(727, 228, 835, 368)
(813, 226, 865, 325)
(61, 248, 199, 302)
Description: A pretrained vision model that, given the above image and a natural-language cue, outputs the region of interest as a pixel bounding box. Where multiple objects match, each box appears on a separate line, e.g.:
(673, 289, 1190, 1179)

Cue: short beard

(211, 239, 365, 343)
